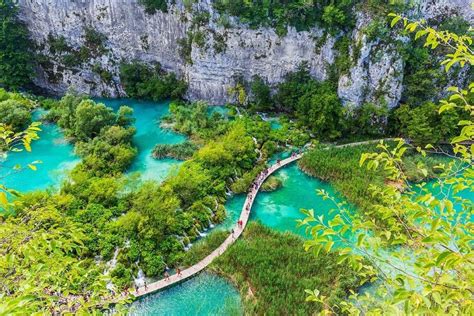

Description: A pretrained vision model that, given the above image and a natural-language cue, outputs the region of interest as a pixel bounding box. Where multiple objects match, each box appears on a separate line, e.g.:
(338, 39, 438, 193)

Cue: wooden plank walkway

(133, 153, 304, 297)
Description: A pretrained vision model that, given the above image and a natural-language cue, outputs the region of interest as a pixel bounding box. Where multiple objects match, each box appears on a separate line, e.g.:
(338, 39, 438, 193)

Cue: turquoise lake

(0, 99, 185, 192)
(95, 98, 186, 182)
(129, 273, 242, 316)
(2, 99, 471, 315)
(0, 110, 79, 192)
(225, 162, 345, 238)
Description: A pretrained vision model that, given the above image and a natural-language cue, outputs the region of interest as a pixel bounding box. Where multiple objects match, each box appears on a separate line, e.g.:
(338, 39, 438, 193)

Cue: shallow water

(0, 110, 79, 192)
(1, 100, 186, 192)
(128, 272, 242, 316)
(225, 161, 346, 237)
(95, 98, 186, 182)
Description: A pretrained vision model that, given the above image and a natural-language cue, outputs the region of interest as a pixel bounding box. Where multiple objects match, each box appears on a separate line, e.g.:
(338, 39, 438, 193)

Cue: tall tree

(0, 0, 34, 90)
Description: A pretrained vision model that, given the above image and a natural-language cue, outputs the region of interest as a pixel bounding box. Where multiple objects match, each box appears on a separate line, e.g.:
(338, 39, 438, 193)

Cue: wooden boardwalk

(133, 153, 304, 297)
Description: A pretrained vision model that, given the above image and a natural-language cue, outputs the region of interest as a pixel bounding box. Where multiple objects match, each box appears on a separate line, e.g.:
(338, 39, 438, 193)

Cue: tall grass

(211, 222, 362, 315)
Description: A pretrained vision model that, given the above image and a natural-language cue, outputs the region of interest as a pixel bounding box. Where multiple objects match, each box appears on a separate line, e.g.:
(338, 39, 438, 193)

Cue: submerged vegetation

(152, 141, 199, 160)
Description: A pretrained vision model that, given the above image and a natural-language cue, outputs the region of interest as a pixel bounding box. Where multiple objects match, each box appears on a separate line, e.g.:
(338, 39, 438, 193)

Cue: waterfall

(134, 268, 146, 287)
(208, 219, 215, 229)
(104, 247, 120, 275)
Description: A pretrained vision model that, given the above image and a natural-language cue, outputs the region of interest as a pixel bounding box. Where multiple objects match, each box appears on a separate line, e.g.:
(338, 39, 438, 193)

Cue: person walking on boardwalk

(144, 280, 147, 291)
(177, 267, 182, 276)
(164, 271, 170, 281)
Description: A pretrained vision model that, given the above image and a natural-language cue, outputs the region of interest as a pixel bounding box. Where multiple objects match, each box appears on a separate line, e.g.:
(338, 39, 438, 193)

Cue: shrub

(0, 99, 32, 132)
(119, 61, 187, 101)
(0, 0, 34, 89)
(139, 0, 168, 14)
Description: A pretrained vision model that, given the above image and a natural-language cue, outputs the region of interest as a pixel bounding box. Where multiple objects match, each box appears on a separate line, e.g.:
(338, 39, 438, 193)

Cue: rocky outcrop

(17, 0, 472, 106)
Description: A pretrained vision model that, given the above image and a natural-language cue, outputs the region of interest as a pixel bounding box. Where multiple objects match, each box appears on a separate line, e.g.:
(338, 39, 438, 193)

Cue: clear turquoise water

(225, 162, 346, 238)
(1, 100, 186, 192)
(0, 110, 79, 192)
(4, 100, 471, 314)
(95, 99, 186, 182)
(128, 272, 242, 316)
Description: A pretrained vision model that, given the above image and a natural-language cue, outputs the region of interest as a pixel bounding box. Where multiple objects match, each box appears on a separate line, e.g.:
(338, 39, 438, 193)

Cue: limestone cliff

(17, 0, 472, 107)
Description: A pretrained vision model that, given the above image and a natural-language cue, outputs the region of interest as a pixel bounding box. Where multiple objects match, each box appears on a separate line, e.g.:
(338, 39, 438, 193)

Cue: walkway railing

(133, 153, 304, 297)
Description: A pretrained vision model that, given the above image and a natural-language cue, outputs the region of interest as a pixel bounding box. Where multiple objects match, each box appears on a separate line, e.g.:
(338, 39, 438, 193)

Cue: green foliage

(180, 230, 228, 267)
(393, 102, 462, 145)
(0, 203, 127, 313)
(47, 33, 72, 54)
(249, 75, 273, 112)
(50, 27, 107, 68)
(333, 35, 352, 77)
(212, 222, 363, 315)
(213, 0, 355, 35)
(0, 0, 35, 90)
(400, 44, 447, 106)
(75, 125, 137, 176)
(92, 64, 113, 84)
(274, 63, 313, 113)
(46, 94, 137, 176)
(345, 102, 389, 138)
(72, 100, 117, 140)
(260, 175, 282, 192)
(301, 16, 474, 314)
(295, 80, 344, 139)
(177, 34, 193, 64)
(139, 0, 168, 14)
(152, 141, 199, 160)
(163, 101, 228, 139)
(363, 17, 391, 42)
(0, 92, 33, 132)
(119, 61, 187, 101)
(299, 144, 446, 214)
(0, 116, 40, 210)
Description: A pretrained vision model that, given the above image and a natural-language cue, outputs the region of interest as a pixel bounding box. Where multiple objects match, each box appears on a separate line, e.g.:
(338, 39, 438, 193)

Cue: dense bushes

(211, 222, 363, 314)
(162, 100, 228, 139)
(245, 64, 345, 140)
(46, 95, 137, 177)
(0, 0, 35, 90)
(139, 0, 168, 14)
(0, 89, 34, 132)
(213, 0, 355, 35)
(120, 61, 187, 101)
(1, 199, 123, 314)
(391, 102, 462, 145)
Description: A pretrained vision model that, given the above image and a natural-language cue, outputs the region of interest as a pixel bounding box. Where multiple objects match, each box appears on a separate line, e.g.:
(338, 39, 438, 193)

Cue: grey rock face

(17, 0, 472, 107)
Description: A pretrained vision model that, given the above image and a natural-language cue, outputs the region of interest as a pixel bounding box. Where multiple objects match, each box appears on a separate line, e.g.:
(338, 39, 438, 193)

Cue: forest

(0, 0, 473, 314)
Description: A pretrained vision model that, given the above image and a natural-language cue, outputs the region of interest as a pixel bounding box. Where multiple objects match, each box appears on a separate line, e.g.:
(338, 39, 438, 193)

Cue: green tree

(249, 75, 273, 112)
(301, 15, 474, 314)
(119, 61, 187, 101)
(0, 0, 34, 90)
(0, 203, 128, 314)
(296, 81, 343, 139)
(394, 102, 460, 145)
(0, 99, 32, 132)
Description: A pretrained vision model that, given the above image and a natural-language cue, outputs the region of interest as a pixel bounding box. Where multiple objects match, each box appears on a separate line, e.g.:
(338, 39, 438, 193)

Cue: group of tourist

(134, 153, 303, 296)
